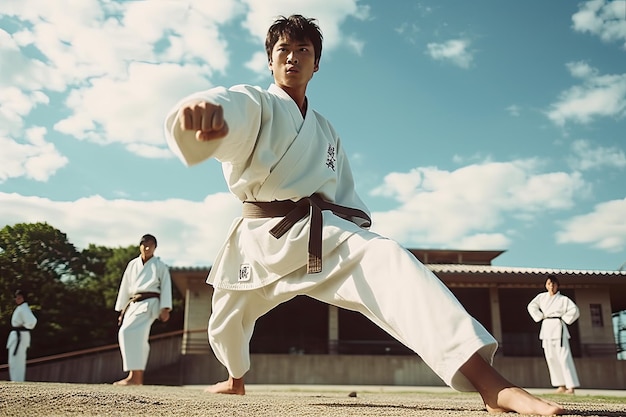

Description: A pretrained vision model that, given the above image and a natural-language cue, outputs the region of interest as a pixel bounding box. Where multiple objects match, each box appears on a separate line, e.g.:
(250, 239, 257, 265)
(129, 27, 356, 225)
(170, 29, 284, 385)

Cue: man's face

(545, 279, 559, 295)
(15, 294, 24, 305)
(140, 239, 156, 258)
(269, 36, 318, 90)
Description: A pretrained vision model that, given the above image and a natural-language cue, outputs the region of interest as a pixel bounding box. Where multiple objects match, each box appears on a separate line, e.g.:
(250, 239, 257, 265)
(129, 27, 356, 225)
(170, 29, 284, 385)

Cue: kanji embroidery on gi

(326, 143, 336, 171)
(239, 264, 251, 281)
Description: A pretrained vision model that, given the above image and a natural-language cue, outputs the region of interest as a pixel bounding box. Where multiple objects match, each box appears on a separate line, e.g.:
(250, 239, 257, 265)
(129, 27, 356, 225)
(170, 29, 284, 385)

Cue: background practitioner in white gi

(114, 234, 172, 385)
(6, 289, 37, 382)
(528, 275, 580, 394)
(164, 14, 564, 415)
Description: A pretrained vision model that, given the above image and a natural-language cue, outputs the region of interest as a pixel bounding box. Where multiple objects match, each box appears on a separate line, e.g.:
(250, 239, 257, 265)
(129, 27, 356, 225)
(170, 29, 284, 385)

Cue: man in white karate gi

(6, 289, 37, 382)
(528, 275, 580, 394)
(114, 234, 172, 385)
(164, 14, 564, 415)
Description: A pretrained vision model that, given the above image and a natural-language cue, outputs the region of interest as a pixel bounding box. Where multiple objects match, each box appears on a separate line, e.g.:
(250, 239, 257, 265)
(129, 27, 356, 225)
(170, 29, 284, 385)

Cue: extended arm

(179, 101, 229, 141)
(164, 85, 263, 167)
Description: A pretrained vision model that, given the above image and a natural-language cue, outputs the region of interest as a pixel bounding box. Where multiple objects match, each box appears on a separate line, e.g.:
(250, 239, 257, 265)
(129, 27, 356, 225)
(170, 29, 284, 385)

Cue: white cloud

(546, 62, 626, 126)
(567, 61, 597, 79)
(245, 51, 271, 76)
(1, 0, 238, 152)
(426, 39, 474, 68)
(395, 22, 421, 45)
(0, 28, 68, 93)
(455, 233, 511, 251)
(345, 35, 365, 56)
(0, 0, 238, 86)
(53, 62, 213, 153)
(0, 129, 68, 183)
(369, 159, 589, 249)
(557, 197, 626, 252)
(568, 139, 626, 171)
(240, 0, 370, 56)
(572, 0, 626, 49)
(0, 87, 49, 136)
(1, 0, 370, 167)
(0, 191, 241, 267)
(506, 105, 521, 117)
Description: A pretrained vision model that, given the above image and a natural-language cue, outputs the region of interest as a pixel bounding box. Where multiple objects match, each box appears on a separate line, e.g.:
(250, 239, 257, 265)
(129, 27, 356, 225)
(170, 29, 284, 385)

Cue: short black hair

(140, 234, 157, 247)
(547, 274, 560, 286)
(265, 15, 323, 64)
(15, 289, 26, 301)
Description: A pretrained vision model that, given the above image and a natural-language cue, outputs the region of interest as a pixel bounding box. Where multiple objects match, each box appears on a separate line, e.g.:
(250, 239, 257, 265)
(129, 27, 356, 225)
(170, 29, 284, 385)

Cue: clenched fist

(180, 101, 229, 141)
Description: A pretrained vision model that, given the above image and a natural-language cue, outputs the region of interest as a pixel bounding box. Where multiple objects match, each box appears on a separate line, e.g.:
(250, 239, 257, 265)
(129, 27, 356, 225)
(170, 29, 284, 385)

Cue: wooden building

(171, 249, 626, 389)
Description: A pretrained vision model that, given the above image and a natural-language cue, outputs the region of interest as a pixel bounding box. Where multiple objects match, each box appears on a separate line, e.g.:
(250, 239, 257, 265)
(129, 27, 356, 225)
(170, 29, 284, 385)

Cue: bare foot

(460, 353, 564, 415)
(113, 377, 142, 386)
(204, 377, 245, 395)
(565, 388, 575, 395)
(485, 386, 564, 415)
(555, 386, 566, 394)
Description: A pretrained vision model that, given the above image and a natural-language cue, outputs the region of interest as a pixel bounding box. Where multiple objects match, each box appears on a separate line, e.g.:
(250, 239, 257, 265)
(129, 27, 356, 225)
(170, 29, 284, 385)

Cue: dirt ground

(0, 382, 625, 417)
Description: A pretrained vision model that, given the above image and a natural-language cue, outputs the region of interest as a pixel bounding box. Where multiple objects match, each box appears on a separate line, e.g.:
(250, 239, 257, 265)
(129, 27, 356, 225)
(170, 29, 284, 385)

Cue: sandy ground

(0, 382, 625, 417)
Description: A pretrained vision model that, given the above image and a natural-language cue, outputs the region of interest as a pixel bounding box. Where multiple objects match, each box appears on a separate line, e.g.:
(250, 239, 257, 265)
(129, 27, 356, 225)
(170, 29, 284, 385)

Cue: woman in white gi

(6, 289, 37, 382)
(164, 14, 564, 415)
(114, 234, 172, 385)
(528, 275, 580, 394)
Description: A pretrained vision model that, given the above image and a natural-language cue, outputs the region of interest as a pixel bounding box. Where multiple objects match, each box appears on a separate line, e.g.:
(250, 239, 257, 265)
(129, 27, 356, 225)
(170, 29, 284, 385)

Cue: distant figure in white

(6, 289, 37, 382)
(527, 275, 580, 394)
(114, 234, 172, 386)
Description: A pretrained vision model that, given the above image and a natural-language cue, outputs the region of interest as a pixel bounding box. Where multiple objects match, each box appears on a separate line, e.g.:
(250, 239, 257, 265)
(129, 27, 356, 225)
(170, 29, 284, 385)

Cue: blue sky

(1, 0, 625, 271)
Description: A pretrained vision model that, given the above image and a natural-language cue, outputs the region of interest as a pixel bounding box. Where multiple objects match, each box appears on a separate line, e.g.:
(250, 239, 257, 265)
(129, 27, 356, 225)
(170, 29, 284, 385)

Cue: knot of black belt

(118, 292, 161, 326)
(543, 316, 565, 346)
(10, 326, 30, 356)
(242, 194, 371, 274)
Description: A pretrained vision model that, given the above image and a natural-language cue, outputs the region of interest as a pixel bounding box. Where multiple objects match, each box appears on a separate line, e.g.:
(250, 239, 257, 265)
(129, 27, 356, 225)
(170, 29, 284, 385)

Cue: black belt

(10, 326, 30, 356)
(119, 292, 160, 326)
(543, 317, 564, 346)
(242, 194, 371, 274)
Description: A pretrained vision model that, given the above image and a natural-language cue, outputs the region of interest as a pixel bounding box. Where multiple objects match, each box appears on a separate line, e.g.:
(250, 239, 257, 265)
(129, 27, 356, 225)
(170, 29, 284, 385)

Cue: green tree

(1, 223, 185, 365)
(0, 223, 85, 362)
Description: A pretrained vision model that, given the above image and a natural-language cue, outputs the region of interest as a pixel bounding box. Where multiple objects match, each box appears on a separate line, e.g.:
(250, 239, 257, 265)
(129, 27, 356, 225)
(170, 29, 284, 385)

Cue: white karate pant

(543, 337, 580, 389)
(118, 298, 159, 371)
(6, 331, 30, 382)
(208, 232, 497, 392)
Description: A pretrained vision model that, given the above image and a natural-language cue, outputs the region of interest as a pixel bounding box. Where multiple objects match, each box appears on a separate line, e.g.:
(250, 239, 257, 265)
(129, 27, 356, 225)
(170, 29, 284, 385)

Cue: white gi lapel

(541, 294, 564, 342)
(256, 86, 317, 201)
(134, 257, 152, 285)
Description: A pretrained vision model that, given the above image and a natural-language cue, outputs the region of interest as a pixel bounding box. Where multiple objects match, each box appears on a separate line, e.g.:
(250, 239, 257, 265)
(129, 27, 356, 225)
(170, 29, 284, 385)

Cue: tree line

(0, 222, 184, 365)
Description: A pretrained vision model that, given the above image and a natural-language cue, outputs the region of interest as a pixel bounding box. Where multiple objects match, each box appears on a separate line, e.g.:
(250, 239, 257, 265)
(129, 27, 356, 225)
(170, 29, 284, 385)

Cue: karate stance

(528, 275, 580, 394)
(6, 289, 37, 382)
(114, 234, 172, 385)
(165, 14, 564, 415)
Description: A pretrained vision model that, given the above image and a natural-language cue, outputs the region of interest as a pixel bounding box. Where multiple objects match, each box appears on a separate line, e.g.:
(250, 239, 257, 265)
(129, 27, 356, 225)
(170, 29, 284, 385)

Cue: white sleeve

(561, 297, 580, 325)
(114, 262, 133, 311)
(20, 305, 38, 330)
(159, 262, 173, 311)
(527, 294, 544, 322)
(164, 85, 263, 166)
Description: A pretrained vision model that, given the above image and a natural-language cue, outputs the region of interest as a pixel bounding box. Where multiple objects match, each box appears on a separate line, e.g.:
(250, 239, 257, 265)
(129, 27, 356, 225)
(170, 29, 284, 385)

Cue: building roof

(169, 253, 626, 312)
(409, 249, 505, 265)
(428, 263, 626, 276)
(169, 249, 626, 292)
